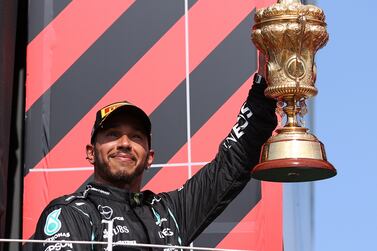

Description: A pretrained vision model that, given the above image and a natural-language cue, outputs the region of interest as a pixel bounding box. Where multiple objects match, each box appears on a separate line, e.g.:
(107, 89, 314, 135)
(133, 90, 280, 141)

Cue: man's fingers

(257, 51, 266, 76)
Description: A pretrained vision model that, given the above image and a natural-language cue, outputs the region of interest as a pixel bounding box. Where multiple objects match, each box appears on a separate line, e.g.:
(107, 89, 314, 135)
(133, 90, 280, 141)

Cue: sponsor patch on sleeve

(44, 208, 62, 236)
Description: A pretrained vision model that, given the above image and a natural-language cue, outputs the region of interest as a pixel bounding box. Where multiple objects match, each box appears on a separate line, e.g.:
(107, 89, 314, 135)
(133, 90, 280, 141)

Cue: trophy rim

(253, 16, 326, 29)
(252, 158, 337, 182)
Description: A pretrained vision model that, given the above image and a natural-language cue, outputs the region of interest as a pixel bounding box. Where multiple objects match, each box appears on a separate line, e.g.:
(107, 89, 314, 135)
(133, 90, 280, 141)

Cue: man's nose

(117, 134, 132, 148)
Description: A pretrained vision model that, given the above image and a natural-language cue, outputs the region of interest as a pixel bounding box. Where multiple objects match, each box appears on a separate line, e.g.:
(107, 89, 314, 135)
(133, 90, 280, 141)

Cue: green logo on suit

(44, 208, 62, 236)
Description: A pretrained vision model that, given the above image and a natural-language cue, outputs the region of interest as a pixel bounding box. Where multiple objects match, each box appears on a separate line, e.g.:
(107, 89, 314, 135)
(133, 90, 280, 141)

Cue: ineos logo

(98, 205, 113, 219)
(223, 103, 253, 149)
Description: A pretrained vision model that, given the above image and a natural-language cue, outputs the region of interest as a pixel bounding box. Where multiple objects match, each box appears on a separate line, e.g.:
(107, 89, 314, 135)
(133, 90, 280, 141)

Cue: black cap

(91, 101, 151, 146)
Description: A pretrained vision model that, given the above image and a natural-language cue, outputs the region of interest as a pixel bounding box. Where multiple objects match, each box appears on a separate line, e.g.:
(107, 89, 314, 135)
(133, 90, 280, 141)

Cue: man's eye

(132, 134, 143, 140)
(107, 131, 119, 138)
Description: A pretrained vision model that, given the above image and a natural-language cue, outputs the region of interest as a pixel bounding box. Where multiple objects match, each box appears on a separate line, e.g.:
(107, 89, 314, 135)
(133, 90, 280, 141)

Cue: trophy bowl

(251, 0, 337, 182)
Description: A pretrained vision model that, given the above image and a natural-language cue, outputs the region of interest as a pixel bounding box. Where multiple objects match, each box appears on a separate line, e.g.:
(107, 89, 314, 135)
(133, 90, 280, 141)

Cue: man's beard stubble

(94, 148, 146, 186)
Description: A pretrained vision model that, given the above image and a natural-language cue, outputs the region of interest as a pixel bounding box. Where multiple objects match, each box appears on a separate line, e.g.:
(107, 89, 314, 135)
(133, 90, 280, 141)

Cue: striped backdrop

(23, 1, 282, 250)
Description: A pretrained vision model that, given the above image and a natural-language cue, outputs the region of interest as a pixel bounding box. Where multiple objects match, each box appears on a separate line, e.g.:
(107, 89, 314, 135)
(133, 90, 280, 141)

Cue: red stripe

(23, 0, 258, 239)
(23, 170, 93, 239)
(216, 182, 282, 250)
(143, 148, 189, 193)
(25, 0, 135, 111)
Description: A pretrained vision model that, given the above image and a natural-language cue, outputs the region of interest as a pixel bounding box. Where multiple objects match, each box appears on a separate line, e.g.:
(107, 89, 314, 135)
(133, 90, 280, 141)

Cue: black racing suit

(33, 75, 277, 251)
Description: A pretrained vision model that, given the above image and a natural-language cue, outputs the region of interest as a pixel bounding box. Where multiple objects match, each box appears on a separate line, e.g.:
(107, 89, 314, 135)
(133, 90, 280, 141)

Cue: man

(33, 61, 277, 250)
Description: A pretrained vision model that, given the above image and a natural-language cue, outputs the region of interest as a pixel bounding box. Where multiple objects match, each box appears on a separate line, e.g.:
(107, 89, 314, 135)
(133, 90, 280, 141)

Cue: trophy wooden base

(252, 127, 337, 182)
(252, 158, 336, 182)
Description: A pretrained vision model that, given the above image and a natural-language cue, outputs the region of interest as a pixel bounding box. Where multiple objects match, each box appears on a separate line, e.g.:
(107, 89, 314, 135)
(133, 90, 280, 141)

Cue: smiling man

(33, 66, 277, 250)
(87, 104, 154, 192)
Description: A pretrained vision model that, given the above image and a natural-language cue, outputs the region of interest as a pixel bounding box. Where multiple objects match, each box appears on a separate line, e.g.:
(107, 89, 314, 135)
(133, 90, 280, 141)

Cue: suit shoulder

(44, 191, 94, 213)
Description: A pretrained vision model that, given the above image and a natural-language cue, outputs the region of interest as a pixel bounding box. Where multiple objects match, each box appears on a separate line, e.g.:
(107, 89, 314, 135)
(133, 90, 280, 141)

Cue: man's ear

(86, 144, 95, 165)
(146, 149, 155, 170)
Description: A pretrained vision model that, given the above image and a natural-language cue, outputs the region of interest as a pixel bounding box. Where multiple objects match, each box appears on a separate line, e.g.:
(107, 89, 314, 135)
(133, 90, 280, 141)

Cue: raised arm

(161, 55, 277, 244)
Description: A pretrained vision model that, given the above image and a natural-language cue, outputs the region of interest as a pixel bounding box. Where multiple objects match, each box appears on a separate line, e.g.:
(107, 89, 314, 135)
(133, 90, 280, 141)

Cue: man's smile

(109, 152, 136, 162)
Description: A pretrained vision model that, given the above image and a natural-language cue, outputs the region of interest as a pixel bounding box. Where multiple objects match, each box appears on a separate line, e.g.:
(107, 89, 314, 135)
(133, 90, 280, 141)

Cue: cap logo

(100, 102, 129, 119)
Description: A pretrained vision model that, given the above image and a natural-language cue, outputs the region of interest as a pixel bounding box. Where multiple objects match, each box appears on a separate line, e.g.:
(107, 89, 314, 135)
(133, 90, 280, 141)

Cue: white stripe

(152, 162, 207, 168)
(0, 238, 252, 251)
(29, 167, 95, 172)
(28, 162, 210, 173)
(184, 0, 192, 181)
(185, 4, 194, 250)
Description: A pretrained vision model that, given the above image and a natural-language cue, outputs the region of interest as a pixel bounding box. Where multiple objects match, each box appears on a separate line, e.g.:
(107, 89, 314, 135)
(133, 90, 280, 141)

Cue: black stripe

(141, 167, 162, 188)
(149, 83, 188, 164)
(189, 12, 257, 134)
(24, 0, 198, 175)
(28, 0, 71, 43)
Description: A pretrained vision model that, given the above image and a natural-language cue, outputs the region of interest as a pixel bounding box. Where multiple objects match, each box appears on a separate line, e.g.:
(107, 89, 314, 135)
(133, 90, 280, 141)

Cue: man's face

(86, 111, 154, 190)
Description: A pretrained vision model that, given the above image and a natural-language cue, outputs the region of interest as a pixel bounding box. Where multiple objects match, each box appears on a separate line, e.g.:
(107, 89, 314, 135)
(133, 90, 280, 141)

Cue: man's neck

(93, 176, 141, 192)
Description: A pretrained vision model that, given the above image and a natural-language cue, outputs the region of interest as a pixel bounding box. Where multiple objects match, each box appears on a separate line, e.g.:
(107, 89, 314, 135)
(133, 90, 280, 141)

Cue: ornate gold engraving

(252, 0, 328, 101)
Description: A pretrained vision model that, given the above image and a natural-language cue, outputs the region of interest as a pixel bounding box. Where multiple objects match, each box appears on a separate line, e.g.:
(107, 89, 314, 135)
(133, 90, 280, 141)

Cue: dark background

(0, 0, 26, 250)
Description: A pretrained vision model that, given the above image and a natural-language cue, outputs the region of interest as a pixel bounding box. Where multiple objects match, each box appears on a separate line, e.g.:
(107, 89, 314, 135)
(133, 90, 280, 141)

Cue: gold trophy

(251, 0, 336, 182)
